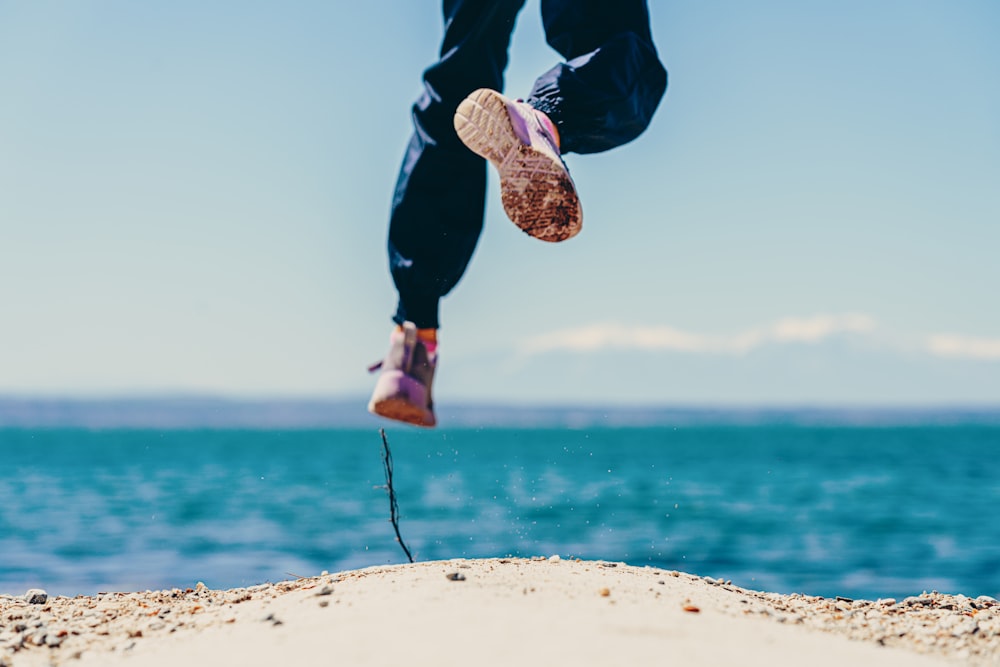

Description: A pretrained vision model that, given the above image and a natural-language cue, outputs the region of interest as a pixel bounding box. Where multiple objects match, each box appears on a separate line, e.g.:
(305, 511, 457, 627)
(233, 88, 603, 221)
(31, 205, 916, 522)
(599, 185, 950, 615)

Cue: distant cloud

(926, 334, 1000, 361)
(519, 314, 876, 356)
(520, 315, 1000, 365)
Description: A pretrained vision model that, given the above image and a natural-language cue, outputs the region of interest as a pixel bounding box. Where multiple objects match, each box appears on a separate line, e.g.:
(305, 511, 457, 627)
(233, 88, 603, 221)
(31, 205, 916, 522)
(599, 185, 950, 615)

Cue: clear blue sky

(2, 1, 998, 405)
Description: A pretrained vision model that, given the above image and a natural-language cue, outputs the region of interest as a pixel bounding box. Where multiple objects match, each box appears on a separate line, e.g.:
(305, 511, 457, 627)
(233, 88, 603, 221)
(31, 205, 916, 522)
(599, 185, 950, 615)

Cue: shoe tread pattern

(454, 89, 581, 243)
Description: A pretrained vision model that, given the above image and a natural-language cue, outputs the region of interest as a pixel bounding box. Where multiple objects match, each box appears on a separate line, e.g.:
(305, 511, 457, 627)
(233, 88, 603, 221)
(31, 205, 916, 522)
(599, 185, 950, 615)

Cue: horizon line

(1, 394, 999, 429)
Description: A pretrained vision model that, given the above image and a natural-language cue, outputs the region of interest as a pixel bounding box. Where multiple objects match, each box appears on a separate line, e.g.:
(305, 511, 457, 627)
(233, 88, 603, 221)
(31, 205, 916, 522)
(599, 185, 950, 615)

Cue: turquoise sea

(2, 413, 999, 600)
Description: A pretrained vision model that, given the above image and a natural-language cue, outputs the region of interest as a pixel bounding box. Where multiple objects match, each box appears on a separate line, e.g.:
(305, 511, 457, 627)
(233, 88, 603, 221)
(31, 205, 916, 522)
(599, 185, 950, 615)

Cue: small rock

(878, 598, 897, 606)
(24, 589, 48, 605)
(835, 596, 853, 603)
(599, 588, 610, 597)
(45, 634, 65, 648)
(683, 604, 700, 613)
(318, 600, 329, 608)
(548, 555, 561, 563)
(951, 618, 978, 637)
(445, 572, 466, 582)
(316, 585, 333, 596)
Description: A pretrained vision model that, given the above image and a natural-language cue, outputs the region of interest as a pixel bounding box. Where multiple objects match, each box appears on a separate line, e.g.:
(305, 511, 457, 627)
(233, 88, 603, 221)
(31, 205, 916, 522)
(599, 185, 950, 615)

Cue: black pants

(388, 0, 667, 329)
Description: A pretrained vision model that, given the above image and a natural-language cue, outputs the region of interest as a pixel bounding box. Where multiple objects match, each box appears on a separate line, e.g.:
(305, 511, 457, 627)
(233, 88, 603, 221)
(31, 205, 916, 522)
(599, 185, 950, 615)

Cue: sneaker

(454, 88, 582, 243)
(367, 322, 437, 427)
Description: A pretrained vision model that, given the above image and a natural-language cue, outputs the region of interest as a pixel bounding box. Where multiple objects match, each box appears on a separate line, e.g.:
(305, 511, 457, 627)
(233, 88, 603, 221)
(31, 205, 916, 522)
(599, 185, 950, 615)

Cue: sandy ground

(2, 558, 997, 667)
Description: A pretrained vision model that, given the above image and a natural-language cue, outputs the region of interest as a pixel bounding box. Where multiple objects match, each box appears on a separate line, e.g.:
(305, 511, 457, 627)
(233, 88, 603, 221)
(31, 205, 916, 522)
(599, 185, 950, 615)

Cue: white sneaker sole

(454, 88, 582, 243)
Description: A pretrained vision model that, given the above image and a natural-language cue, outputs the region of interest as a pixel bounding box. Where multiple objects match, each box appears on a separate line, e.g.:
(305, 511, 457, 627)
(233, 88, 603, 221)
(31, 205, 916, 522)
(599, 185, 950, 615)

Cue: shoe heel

(368, 370, 435, 427)
(454, 88, 517, 165)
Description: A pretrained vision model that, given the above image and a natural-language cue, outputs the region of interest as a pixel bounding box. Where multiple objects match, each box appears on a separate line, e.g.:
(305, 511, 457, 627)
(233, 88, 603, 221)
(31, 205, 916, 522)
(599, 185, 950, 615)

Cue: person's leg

(372, 0, 525, 427)
(529, 0, 667, 155)
(388, 0, 527, 330)
(449, 1, 665, 243)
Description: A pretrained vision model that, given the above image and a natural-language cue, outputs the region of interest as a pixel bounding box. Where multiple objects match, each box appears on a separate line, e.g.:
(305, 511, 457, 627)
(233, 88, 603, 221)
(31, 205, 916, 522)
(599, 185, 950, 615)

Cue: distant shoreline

(2, 395, 999, 429)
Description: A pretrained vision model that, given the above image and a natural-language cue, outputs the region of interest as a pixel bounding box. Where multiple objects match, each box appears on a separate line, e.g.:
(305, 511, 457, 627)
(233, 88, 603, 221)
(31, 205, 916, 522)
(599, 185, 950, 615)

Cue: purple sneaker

(454, 88, 582, 243)
(367, 322, 437, 428)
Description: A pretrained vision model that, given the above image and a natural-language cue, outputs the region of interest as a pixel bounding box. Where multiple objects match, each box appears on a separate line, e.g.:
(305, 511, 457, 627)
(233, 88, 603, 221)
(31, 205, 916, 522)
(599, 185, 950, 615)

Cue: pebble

(24, 589, 48, 605)
(734, 585, 1000, 665)
(548, 555, 561, 563)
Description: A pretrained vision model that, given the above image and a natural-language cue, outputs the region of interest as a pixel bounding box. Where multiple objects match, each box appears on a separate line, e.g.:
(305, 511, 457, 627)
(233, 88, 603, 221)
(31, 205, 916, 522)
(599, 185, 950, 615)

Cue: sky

(1, 0, 998, 406)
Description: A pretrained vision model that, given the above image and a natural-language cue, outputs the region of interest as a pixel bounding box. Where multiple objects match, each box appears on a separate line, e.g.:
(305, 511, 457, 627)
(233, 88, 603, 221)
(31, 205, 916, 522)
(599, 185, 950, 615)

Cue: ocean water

(1, 425, 998, 600)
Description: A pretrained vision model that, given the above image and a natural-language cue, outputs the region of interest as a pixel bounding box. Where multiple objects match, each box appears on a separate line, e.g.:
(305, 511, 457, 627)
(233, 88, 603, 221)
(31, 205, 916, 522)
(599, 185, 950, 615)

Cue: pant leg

(388, 0, 526, 329)
(528, 0, 667, 155)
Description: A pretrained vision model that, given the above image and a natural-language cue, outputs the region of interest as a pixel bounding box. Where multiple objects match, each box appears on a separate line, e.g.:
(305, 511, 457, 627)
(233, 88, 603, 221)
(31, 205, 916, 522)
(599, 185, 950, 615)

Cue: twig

(380, 428, 414, 563)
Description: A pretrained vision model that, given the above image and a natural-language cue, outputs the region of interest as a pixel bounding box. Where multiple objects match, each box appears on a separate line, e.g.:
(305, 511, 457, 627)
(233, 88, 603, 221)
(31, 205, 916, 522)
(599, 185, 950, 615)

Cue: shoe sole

(454, 88, 582, 243)
(368, 396, 436, 428)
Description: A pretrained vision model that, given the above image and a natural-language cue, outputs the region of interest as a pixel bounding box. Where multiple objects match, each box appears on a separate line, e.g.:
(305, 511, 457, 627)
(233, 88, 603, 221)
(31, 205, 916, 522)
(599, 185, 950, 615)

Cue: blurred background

(1, 0, 998, 406)
(2, 2, 999, 602)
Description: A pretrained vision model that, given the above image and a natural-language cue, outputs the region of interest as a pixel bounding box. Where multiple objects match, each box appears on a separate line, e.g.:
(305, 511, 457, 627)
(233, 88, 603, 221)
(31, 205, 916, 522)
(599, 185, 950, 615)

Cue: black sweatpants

(388, 0, 668, 329)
